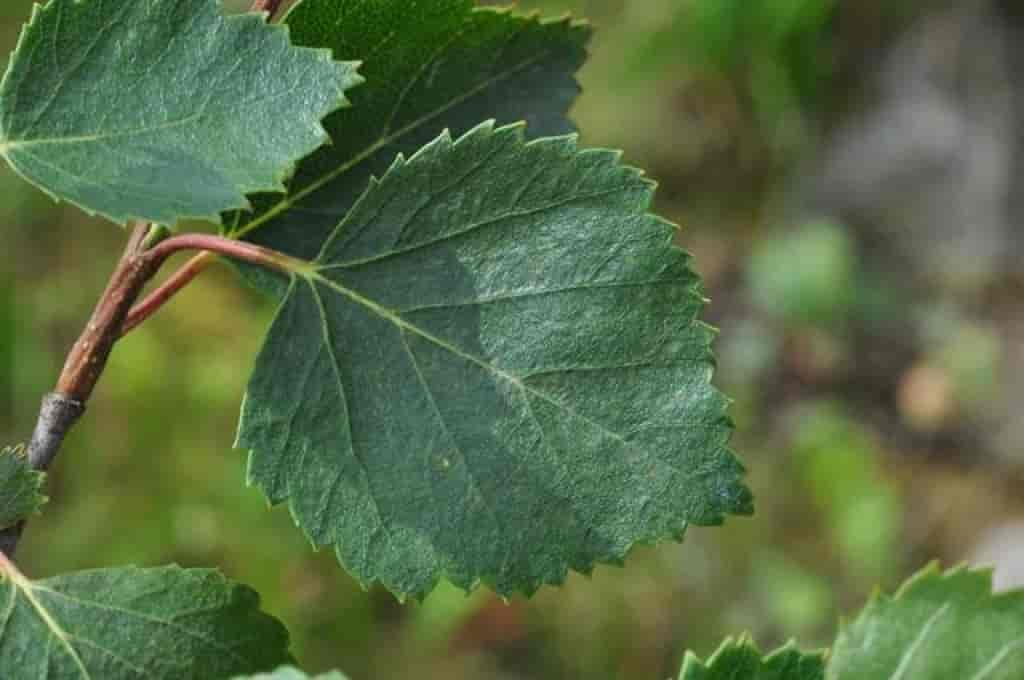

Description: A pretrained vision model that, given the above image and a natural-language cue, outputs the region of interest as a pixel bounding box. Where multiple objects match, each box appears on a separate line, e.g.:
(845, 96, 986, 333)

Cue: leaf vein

(229, 49, 556, 242)
(318, 185, 634, 270)
(399, 330, 505, 567)
(306, 272, 712, 487)
(969, 637, 1024, 680)
(310, 280, 394, 548)
(889, 603, 952, 680)
(395, 276, 693, 314)
(34, 587, 252, 669)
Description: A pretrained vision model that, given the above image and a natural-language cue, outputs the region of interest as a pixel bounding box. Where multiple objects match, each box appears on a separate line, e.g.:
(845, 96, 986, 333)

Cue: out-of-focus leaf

(685, 565, 1024, 678)
(0, 0, 360, 225)
(829, 565, 1024, 679)
(752, 552, 834, 636)
(679, 639, 825, 680)
(748, 220, 856, 327)
(238, 122, 751, 600)
(792, 403, 900, 583)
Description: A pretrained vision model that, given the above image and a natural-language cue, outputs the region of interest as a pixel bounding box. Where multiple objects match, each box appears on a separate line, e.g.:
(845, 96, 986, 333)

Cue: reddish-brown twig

(121, 252, 214, 335)
(250, 0, 287, 21)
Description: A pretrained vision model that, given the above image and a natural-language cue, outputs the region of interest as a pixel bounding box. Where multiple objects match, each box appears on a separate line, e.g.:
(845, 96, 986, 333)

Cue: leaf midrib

(7, 145, 203, 211)
(888, 603, 951, 680)
(315, 185, 631, 271)
(968, 637, 1024, 680)
(32, 585, 253, 669)
(0, 112, 204, 151)
(0, 572, 90, 678)
(301, 269, 711, 487)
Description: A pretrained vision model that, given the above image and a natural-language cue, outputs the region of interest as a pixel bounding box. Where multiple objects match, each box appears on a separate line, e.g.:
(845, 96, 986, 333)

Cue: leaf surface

(238, 122, 752, 599)
(0, 0, 360, 225)
(234, 668, 347, 680)
(680, 639, 825, 680)
(226, 0, 589, 290)
(0, 445, 46, 529)
(680, 565, 1024, 679)
(0, 562, 291, 678)
(829, 564, 1024, 679)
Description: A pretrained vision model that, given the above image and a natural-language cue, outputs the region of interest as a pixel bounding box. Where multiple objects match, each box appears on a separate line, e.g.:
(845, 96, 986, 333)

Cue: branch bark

(121, 235, 305, 333)
(143, 232, 307, 273)
(2, 227, 308, 557)
(2, 0, 297, 559)
(0, 222, 157, 557)
(56, 223, 158, 402)
(121, 252, 213, 335)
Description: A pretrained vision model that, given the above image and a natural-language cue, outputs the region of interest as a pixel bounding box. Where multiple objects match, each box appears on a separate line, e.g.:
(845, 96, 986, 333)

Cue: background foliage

(4, 0, 1024, 678)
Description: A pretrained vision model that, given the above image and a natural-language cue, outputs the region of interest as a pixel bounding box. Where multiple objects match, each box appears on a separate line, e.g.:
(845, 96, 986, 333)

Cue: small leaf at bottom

(0, 445, 45, 528)
(0, 562, 291, 678)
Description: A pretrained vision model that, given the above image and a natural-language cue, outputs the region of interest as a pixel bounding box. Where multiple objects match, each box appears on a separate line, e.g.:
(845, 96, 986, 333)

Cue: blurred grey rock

(968, 521, 1024, 591)
(811, 0, 1019, 290)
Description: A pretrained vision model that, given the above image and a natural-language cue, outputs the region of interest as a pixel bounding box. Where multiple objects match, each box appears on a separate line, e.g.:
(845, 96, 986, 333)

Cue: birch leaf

(0, 0, 360, 225)
(0, 562, 292, 678)
(238, 122, 751, 600)
(829, 564, 1024, 680)
(227, 0, 589, 293)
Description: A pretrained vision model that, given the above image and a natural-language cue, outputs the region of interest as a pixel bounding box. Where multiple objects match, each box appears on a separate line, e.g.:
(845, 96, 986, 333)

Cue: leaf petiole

(122, 234, 317, 335)
(121, 251, 215, 335)
(142, 233, 312, 277)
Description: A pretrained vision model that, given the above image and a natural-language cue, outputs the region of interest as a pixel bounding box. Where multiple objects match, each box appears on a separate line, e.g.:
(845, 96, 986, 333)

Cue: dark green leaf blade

(234, 668, 348, 680)
(227, 0, 589, 282)
(0, 445, 45, 528)
(238, 122, 752, 599)
(0, 562, 291, 678)
(829, 564, 1024, 679)
(680, 639, 825, 680)
(0, 0, 361, 226)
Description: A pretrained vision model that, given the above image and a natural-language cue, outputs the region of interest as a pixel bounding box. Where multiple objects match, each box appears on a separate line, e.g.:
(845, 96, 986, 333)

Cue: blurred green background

(5, 0, 1024, 678)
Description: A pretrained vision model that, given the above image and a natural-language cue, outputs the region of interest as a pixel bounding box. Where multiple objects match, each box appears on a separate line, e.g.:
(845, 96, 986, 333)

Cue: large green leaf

(0, 445, 46, 529)
(680, 639, 825, 680)
(238, 122, 752, 599)
(234, 668, 347, 680)
(226, 0, 589, 289)
(0, 0, 360, 226)
(829, 564, 1024, 679)
(0, 562, 291, 678)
